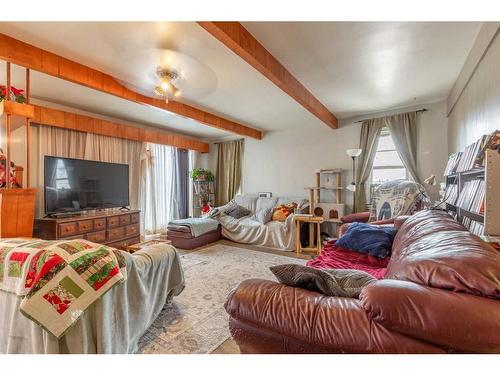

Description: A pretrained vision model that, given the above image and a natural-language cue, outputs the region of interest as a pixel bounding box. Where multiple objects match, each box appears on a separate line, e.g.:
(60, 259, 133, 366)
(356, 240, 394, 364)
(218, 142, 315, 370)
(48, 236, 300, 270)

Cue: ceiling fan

(154, 67, 181, 103)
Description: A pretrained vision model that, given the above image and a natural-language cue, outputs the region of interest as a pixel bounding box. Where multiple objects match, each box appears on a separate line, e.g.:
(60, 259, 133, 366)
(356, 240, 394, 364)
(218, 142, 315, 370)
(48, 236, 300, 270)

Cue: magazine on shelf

(456, 179, 485, 214)
(443, 152, 462, 176)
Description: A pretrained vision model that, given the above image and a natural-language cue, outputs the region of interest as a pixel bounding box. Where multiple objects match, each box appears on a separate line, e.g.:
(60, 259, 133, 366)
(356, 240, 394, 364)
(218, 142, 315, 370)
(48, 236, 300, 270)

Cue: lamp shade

(424, 174, 436, 186)
(346, 183, 356, 192)
(346, 148, 362, 158)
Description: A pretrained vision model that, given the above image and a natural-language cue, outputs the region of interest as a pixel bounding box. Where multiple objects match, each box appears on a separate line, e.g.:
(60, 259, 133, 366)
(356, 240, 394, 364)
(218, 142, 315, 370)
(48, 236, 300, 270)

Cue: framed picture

(258, 192, 272, 198)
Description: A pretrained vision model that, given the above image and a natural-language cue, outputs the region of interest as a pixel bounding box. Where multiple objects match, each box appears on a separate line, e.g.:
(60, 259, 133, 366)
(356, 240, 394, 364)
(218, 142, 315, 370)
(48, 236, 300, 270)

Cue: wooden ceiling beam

(198, 22, 338, 129)
(31, 104, 210, 153)
(0, 33, 262, 140)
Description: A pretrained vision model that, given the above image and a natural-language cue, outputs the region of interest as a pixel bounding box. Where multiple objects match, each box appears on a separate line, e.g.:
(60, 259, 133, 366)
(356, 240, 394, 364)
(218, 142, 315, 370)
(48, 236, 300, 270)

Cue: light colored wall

(448, 24, 500, 152)
(199, 100, 449, 209)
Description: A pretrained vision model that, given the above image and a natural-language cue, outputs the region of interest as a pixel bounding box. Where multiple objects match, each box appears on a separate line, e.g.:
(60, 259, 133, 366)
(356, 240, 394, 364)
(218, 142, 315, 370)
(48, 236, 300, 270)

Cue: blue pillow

(336, 222, 397, 259)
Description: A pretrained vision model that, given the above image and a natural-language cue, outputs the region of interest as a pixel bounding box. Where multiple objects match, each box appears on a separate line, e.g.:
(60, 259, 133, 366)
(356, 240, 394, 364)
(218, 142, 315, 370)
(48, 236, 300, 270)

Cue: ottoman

(167, 223, 222, 249)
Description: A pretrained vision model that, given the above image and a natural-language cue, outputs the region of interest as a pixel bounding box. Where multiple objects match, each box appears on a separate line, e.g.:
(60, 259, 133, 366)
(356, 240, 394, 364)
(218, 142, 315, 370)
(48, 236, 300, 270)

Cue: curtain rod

(354, 108, 428, 123)
(213, 138, 245, 145)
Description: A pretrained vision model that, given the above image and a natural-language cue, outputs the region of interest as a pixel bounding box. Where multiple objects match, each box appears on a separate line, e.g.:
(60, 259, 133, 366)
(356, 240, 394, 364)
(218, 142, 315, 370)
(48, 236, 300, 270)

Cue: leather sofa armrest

(360, 279, 500, 353)
(340, 212, 370, 223)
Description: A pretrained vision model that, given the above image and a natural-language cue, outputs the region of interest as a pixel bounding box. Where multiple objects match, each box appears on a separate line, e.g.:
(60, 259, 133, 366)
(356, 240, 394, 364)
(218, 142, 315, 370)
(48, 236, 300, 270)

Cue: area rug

(137, 243, 306, 354)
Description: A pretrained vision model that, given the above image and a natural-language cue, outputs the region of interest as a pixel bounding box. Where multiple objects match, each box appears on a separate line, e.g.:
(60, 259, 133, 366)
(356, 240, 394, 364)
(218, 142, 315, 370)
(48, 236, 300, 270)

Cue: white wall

(199, 100, 449, 209)
(447, 24, 500, 152)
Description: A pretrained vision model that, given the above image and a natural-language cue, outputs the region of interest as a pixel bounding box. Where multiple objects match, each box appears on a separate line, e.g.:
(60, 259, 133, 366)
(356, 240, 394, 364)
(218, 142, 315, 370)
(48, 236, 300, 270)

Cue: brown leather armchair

(225, 210, 500, 353)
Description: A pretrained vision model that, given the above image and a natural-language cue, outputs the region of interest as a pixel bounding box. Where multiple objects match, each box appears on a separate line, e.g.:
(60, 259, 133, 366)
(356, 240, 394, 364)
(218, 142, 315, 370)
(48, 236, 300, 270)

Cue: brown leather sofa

(224, 210, 500, 353)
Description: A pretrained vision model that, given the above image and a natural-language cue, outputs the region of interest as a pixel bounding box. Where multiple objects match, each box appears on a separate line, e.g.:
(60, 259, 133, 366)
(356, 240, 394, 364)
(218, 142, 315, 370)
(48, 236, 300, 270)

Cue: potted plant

(189, 168, 214, 182)
(0, 85, 26, 103)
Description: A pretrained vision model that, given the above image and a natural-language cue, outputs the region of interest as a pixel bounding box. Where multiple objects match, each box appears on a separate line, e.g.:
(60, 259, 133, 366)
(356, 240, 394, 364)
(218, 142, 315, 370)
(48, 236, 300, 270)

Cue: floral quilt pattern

(0, 239, 126, 338)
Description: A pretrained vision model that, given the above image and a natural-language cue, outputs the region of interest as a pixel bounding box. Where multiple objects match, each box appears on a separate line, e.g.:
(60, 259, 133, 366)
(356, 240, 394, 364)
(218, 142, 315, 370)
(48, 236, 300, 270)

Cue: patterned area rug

(137, 243, 306, 354)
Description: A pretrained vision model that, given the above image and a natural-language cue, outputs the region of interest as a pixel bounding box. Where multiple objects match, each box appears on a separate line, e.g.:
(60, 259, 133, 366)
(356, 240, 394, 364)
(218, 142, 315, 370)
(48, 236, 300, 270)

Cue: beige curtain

(355, 119, 384, 212)
(29, 124, 143, 217)
(215, 139, 244, 206)
(385, 112, 420, 183)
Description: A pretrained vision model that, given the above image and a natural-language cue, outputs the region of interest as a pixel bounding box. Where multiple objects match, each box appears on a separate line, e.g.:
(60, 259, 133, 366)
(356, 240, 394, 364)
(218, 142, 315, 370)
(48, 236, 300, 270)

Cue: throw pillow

(270, 264, 376, 298)
(271, 202, 297, 221)
(224, 204, 252, 219)
(202, 207, 220, 219)
(255, 206, 273, 224)
(336, 222, 397, 259)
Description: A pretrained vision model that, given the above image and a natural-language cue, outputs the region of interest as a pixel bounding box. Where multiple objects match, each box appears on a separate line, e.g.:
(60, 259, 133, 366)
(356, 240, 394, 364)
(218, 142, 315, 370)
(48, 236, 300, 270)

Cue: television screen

(44, 156, 129, 214)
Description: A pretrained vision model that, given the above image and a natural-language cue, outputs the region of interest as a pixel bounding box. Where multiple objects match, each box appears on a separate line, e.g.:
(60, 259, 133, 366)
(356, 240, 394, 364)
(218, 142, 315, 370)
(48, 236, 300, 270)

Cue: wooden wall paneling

(0, 188, 36, 237)
(31, 104, 209, 153)
(198, 22, 338, 129)
(0, 33, 263, 140)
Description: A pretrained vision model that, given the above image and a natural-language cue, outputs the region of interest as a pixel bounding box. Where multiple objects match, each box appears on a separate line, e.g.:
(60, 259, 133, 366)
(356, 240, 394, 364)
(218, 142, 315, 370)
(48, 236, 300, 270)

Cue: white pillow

(255, 207, 274, 224)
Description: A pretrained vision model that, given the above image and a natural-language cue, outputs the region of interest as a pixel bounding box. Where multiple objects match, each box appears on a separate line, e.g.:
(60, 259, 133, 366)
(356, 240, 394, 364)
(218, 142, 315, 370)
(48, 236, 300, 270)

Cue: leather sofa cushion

(386, 210, 500, 298)
(225, 279, 446, 353)
(361, 280, 500, 353)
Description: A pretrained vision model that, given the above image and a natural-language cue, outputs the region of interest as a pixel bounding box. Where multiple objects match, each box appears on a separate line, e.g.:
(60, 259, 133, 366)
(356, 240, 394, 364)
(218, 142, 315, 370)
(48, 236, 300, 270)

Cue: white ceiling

(0, 22, 482, 139)
(243, 22, 482, 118)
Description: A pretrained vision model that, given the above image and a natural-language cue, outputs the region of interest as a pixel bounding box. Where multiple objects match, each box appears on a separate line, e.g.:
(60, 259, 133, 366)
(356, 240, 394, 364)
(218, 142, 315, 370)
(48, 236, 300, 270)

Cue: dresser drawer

(107, 216, 121, 228)
(85, 230, 106, 243)
(130, 213, 140, 224)
(107, 236, 140, 251)
(93, 218, 106, 231)
(59, 222, 78, 238)
(125, 224, 140, 237)
(119, 215, 131, 226)
(77, 220, 94, 233)
(107, 227, 125, 241)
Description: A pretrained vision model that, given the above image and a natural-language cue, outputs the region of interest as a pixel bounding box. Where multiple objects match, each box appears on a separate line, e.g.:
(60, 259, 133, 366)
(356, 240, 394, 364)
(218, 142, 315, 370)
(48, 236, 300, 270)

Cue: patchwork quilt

(0, 238, 126, 338)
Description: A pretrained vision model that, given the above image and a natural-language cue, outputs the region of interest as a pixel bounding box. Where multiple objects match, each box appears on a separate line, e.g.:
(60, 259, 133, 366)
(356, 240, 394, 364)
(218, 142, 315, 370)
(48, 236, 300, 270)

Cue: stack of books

(456, 180, 486, 214)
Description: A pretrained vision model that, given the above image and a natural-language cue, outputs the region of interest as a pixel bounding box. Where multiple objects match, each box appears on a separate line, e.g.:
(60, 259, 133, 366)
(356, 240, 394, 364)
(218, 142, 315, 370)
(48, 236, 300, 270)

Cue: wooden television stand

(34, 209, 141, 250)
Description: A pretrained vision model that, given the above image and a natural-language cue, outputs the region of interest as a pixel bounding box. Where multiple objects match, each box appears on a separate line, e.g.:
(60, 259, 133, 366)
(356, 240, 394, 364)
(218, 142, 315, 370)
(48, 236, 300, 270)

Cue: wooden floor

(211, 338, 241, 354)
(180, 239, 313, 354)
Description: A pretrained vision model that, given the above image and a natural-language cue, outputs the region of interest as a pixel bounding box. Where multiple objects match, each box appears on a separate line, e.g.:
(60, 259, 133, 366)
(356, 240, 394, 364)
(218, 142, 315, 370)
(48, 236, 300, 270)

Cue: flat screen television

(44, 156, 129, 215)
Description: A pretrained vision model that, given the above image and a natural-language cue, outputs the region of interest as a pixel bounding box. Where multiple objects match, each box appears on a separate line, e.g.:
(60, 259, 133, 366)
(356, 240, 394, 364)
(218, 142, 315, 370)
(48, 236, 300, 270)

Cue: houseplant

(189, 168, 214, 181)
(0, 85, 26, 103)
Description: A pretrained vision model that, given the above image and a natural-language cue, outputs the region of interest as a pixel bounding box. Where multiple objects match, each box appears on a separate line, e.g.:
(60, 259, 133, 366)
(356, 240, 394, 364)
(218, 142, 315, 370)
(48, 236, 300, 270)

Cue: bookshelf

(444, 148, 500, 241)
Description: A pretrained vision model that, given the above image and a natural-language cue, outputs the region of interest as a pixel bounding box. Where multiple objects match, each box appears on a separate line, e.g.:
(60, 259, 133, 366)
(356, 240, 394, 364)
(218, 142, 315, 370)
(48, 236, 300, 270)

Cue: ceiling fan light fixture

(154, 67, 181, 101)
(154, 86, 164, 97)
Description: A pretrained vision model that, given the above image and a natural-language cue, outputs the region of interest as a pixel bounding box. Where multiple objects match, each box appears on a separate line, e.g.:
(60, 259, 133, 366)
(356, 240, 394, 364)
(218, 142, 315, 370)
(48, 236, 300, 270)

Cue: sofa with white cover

(217, 194, 308, 251)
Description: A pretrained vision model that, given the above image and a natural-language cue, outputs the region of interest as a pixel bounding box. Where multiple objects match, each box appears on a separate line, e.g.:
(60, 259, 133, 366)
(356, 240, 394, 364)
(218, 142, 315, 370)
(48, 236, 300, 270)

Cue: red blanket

(306, 240, 389, 279)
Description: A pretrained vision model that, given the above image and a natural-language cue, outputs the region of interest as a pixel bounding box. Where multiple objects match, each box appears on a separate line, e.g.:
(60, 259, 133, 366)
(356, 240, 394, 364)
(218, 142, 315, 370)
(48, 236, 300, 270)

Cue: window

(142, 143, 177, 235)
(371, 128, 407, 184)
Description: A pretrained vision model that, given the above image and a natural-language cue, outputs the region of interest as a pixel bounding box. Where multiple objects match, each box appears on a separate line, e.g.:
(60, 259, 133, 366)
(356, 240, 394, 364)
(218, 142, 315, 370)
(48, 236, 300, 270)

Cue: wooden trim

(198, 22, 338, 129)
(25, 68, 30, 104)
(2, 100, 35, 118)
(6, 114, 11, 188)
(0, 33, 262, 140)
(6, 61, 10, 98)
(31, 104, 210, 153)
(25, 118, 30, 187)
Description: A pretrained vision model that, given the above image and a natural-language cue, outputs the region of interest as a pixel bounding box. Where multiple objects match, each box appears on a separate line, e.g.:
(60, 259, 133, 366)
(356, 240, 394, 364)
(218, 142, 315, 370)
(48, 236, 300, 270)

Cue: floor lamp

(345, 148, 362, 212)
